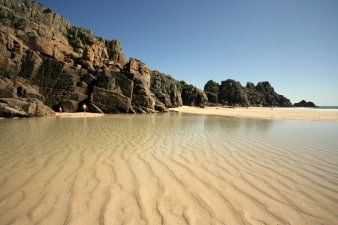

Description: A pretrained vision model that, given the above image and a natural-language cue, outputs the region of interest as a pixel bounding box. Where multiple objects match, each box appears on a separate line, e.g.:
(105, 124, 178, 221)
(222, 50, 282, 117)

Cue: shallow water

(0, 114, 337, 225)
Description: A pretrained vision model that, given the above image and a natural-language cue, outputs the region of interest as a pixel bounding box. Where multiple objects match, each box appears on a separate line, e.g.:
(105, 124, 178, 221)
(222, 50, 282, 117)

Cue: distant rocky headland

(0, 0, 310, 118)
(204, 79, 292, 107)
(293, 100, 317, 108)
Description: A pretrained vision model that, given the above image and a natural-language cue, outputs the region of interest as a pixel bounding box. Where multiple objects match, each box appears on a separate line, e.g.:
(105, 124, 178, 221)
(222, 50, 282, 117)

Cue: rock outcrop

(150, 71, 182, 109)
(0, 97, 54, 117)
(204, 80, 219, 104)
(219, 79, 249, 106)
(150, 71, 208, 109)
(246, 81, 292, 107)
(0, 0, 204, 117)
(181, 82, 208, 107)
(294, 100, 317, 107)
(204, 79, 292, 107)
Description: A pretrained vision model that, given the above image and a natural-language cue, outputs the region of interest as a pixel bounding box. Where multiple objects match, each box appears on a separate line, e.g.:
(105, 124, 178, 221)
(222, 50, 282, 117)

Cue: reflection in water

(202, 114, 273, 133)
(242, 118, 273, 131)
(0, 114, 337, 225)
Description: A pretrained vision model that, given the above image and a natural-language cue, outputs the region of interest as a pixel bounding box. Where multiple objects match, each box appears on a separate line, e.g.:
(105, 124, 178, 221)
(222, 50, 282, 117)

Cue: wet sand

(55, 112, 104, 118)
(0, 114, 337, 225)
(170, 106, 338, 122)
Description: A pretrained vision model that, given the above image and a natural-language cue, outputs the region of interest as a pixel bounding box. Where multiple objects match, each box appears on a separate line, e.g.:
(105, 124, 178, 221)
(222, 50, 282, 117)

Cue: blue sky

(38, 0, 338, 105)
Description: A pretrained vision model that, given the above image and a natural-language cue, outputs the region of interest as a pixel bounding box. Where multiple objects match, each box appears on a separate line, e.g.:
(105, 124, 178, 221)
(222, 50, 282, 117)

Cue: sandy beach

(170, 106, 338, 122)
(55, 112, 104, 118)
(0, 114, 337, 225)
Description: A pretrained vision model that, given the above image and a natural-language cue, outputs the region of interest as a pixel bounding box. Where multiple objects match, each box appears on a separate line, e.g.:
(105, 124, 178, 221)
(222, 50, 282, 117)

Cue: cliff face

(150, 72, 208, 109)
(150, 71, 182, 111)
(0, 0, 204, 117)
(204, 79, 292, 107)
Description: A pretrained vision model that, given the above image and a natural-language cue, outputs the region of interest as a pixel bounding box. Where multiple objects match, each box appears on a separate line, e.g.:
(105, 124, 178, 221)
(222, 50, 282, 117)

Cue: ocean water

(0, 114, 337, 225)
(275, 106, 338, 111)
(319, 106, 338, 110)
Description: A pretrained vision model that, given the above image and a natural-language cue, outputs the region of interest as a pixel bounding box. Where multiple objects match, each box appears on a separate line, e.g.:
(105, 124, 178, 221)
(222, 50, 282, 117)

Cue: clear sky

(37, 0, 338, 106)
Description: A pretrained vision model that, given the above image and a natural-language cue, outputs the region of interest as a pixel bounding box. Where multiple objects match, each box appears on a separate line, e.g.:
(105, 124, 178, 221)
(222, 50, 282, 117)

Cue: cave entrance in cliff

(16, 86, 26, 97)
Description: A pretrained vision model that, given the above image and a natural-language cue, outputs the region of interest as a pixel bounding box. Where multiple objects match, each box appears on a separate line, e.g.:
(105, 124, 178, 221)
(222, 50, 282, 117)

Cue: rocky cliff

(0, 0, 205, 117)
(204, 79, 292, 107)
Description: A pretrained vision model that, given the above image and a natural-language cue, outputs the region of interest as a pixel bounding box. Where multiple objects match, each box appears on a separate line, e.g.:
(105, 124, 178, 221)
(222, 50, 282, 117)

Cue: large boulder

(0, 97, 55, 117)
(0, 76, 15, 98)
(91, 87, 131, 113)
(114, 72, 133, 98)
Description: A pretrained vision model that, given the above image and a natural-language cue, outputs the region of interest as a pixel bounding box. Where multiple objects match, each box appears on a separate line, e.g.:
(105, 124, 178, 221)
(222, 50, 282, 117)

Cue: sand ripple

(0, 115, 337, 225)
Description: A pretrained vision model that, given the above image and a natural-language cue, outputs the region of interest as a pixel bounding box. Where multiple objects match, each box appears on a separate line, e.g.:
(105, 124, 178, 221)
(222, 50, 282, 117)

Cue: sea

(0, 113, 337, 225)
(319, 106, 338, 110)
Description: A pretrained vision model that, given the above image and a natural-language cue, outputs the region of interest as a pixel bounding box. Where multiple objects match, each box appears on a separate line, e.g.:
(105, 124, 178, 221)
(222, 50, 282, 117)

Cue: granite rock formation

(294, 100, 317, 107)
(150, 71, 182, 110)
(180, 81, 208, 107)
(204, 79, 292, 107)
(150, 72, 207, 108)
(204, 80, 219, 104)
(0, 0, 204, 117)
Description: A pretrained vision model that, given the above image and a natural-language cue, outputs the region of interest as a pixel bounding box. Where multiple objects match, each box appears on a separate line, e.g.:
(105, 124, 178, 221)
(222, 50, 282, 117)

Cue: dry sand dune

(0, 115, 337, 225)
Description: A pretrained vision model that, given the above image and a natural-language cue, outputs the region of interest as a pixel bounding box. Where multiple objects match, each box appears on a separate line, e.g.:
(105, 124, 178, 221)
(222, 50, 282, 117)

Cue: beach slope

(170, 106, 338, 122)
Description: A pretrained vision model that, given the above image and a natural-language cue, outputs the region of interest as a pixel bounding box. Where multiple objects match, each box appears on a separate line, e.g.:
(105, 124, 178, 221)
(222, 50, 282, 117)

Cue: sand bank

(170, 106, 338, 122)
(55, 112, 104, 118)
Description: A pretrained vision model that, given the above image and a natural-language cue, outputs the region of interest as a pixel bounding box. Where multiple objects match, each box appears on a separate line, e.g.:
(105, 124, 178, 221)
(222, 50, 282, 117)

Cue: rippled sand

(0, 114, 337, 225)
